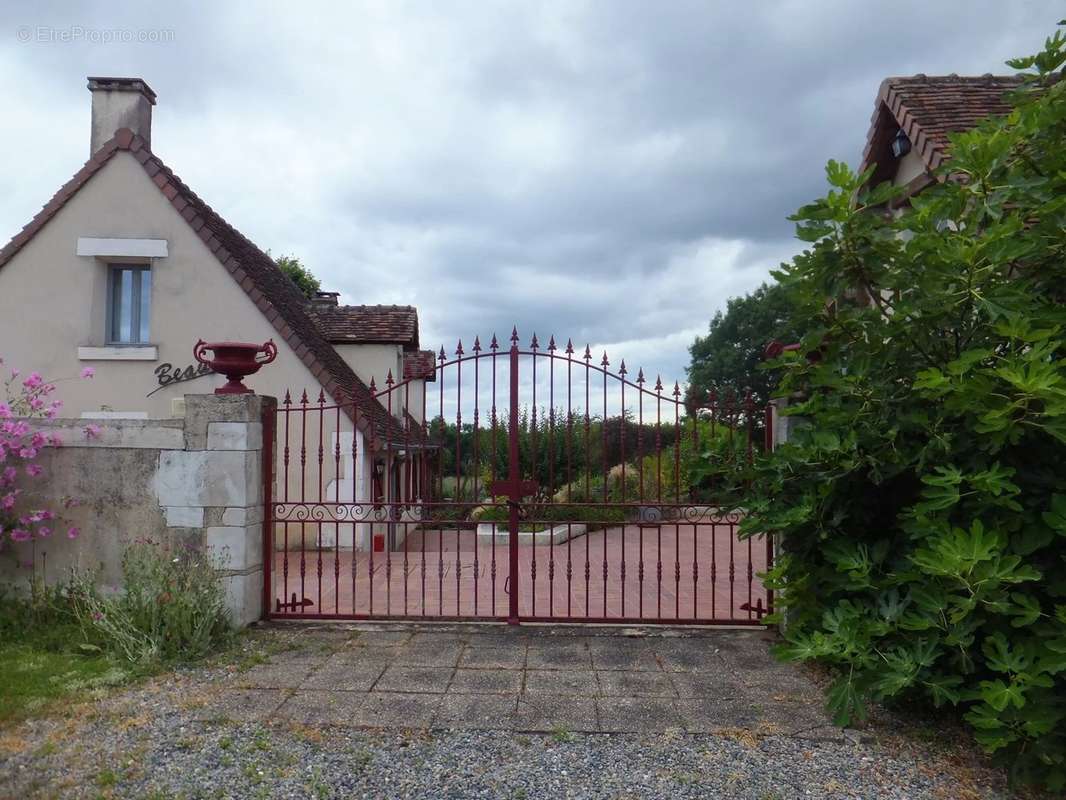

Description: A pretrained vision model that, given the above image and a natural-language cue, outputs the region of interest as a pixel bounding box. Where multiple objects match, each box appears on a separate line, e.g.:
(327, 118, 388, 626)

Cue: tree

(274, 254, 320, 299)
(738, 28, 1066, 791)
(685, 282, 804, 412)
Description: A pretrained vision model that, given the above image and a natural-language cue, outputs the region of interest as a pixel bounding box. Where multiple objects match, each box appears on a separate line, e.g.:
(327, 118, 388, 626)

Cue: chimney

(87, 76, 156, 155)
(309, 291, 340, 310)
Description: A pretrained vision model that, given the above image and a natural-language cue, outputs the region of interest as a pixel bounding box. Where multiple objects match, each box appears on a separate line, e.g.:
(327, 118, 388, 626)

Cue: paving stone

(675, 696, 764, 733)
(463, 632, 530, 647)
(515, 695, 599, 732)
(597, 697, 684, 733)
(230, 658, 324, 689)
(523, 669, 599, 696)
(588, 641, 662, 671)
(668, 671, 747, 698)
(195, 689, 287, 722)
(408, 631, 469, 647)
(597, 670, 677, 697)
(448, 669, 523, 694)
(275, 690, 364, 725)
(650, 640, 723, 673)
(525, 643, 592, 670)
(350, 630, 413, 647)
(433, 693, 519, 730)
(459, 645, 526, 669)
(392, 642, 464, 667)
(301, 658, 387, 691)
(374, 666, 454, 693)
(347, 691, 441, 728)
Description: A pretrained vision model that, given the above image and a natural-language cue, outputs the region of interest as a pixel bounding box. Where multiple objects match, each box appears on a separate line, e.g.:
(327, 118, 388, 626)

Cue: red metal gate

(264, 329, 773, 625)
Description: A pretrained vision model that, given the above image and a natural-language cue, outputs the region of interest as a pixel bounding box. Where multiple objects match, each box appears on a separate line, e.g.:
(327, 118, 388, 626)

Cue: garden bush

(738, 29, 1066, 790)
(70, 538, 231, 664)
(478, 501, 625, 529)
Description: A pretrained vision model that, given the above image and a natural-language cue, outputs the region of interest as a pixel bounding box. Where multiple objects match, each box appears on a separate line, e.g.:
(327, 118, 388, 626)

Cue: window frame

(105, 263, 152, 345)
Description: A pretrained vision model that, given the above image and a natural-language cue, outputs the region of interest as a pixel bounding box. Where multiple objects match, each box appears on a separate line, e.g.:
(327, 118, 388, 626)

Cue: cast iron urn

(193, 339, 277, 395)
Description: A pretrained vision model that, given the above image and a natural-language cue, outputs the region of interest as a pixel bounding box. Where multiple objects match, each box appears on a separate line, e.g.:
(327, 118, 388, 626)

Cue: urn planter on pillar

(193, 339, 277, 394)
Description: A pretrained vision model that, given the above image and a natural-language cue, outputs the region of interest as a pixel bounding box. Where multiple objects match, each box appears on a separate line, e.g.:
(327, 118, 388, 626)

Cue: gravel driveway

(0, 623, 1020, 799)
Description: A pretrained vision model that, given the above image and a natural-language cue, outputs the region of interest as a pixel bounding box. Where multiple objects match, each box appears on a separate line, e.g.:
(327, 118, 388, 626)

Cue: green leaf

(826, 672, 866, 726)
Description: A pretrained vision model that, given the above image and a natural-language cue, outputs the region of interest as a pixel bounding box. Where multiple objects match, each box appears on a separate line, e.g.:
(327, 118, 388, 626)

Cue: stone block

(221, 506, 263, 527)
(154, 450, 257, 507)
(163, 505, 204, 529)
(207, 526, 246, 569)
(207, 421, 263, 451)
(223, 569, 263, 627)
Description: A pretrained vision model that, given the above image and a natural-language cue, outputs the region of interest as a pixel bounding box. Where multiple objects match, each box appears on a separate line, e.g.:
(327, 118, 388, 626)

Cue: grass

(0, 619, 136, 725)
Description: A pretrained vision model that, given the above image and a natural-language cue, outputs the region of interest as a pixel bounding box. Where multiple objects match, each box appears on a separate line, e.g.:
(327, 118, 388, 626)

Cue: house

(858, 73, 1025, 201)
(0, 76, 435, 552)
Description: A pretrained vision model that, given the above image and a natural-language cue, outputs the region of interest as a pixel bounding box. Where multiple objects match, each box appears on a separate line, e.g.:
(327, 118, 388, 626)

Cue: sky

(0, 1, 1060, 386)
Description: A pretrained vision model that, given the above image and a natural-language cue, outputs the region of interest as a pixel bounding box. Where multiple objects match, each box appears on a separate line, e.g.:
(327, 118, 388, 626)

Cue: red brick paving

(272, 523, 771, 624)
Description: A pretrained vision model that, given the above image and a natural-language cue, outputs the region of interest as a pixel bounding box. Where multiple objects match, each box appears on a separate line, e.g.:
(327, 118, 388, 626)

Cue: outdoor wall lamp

(891, 129, 911, 158)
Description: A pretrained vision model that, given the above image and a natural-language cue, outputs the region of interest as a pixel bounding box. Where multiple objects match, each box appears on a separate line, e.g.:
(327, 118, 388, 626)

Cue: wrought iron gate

(264, 329, 774, 625)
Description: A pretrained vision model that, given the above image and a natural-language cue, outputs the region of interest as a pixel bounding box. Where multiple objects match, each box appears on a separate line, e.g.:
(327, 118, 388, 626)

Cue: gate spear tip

(472, 336, 481, 353)
(456, 339, 464, 356)
(490, 333, 499, 351)
(565, 338, 574, 355)
(547, 335, 556, 352)
(510, 326, 519, 345)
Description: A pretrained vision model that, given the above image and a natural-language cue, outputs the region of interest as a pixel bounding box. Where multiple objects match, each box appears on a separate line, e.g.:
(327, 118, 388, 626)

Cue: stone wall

(1, 393, 275, 627)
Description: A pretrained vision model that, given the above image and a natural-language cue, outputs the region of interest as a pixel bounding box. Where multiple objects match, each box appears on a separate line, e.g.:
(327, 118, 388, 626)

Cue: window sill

(77, 345, 158, 361)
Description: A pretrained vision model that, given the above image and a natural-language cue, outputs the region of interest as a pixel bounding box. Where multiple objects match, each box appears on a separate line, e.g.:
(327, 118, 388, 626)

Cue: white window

(107, 264, 151, 344)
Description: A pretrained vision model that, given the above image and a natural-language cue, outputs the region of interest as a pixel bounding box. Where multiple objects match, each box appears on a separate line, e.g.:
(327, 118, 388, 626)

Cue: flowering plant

(0, 360, 96, 549)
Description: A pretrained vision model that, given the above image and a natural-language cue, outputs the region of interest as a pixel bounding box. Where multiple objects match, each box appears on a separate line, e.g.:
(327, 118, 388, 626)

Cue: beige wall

(893, 149, 927, 187)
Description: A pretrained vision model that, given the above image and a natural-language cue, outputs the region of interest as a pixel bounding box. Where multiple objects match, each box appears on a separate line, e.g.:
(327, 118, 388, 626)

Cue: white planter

(476, 522, 588, 546)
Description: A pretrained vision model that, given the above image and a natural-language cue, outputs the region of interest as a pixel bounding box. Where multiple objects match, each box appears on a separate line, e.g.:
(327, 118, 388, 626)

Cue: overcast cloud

(0, 1, 1059, 381)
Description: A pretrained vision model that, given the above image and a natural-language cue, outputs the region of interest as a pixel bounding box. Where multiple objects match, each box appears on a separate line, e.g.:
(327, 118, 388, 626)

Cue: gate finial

(547, 335, 557, 352)
(510, 326, 519, 346)
(565, 338, 574, 355)
(490, 333, 499, 352)
(473, 336, 482, 353)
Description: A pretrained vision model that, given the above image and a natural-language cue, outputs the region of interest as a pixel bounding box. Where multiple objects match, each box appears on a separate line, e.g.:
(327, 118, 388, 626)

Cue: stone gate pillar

(154, 393, 276, 626)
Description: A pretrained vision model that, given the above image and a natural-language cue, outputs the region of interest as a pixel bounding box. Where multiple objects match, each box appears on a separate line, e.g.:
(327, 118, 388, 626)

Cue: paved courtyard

(217, 624, 827, 736)
(272, 522, 772, 623)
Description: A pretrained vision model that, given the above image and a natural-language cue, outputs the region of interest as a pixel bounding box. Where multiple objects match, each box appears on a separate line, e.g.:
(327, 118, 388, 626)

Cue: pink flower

(0, 403, 10, 420)
(26, 464, 43, 477)
(2, 466, 15, 484)
(22, 373, 43, 390)
(19, 447, 37, 459)
(67, 526, 80, 539)
(10, 528, 30, 543)
(83, 424, 101, 440)
(1, 492, 16, 511)
(80, 367, 95, 379)
(37, 526, 51, 538)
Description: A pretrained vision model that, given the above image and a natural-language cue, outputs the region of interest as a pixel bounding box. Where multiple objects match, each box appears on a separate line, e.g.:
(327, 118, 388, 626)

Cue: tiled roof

(860, 74, 1026, 188)
(0, 128, 409, 443)
(309, 305, 419, 348)
(403, 350, 437, 382)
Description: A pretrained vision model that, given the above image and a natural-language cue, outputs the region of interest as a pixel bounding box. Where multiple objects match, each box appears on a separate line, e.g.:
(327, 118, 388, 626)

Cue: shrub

(742, 30, 1066, 790)
(0, 360, 95, 555)
(70, 539, 231, 664)
(478, 502, 625, 529)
